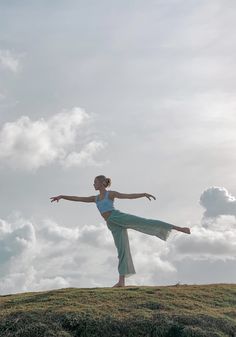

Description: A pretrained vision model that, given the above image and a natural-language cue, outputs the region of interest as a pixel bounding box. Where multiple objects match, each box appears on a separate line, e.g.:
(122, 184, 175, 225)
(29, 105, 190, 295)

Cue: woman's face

(93, 178, 104, 190)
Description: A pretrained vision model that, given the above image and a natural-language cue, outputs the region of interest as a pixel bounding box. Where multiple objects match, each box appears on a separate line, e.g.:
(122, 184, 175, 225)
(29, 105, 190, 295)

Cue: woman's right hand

(144, 193, 156, 201)
(50, 195, 62, 203)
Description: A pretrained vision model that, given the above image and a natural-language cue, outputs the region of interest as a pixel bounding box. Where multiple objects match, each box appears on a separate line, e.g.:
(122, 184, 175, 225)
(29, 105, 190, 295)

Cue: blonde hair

(96, 175, 112, 188)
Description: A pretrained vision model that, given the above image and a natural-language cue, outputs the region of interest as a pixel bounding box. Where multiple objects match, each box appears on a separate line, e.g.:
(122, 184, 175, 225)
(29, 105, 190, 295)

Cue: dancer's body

(50, 175, 190, 288)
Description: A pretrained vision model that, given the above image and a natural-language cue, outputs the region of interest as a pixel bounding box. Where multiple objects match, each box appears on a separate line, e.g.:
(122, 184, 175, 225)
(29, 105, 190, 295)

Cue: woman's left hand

(144, 193, 156, 201)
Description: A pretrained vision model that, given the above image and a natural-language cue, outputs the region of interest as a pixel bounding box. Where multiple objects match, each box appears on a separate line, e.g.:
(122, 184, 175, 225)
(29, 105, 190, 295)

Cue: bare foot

(112, 282, 125, 288)
(173, 225, 191, 234)
(182, 227, 191, 234)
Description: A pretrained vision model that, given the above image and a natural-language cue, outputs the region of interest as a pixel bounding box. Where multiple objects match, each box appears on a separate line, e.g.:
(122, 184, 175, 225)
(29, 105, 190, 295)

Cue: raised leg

(108, 211, 174, 241)
(172, 225, 191, 234)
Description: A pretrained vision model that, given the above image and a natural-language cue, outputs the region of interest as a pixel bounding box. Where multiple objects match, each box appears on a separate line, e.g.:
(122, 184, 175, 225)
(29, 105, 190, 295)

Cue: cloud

(133, 251, 177, 285)
(0, 213, 114, 294)
(37, 217, 113, 249)
(0, 49, 20, 73)
(0, 267, 70, 294)
(166, 203, 236, 262)
(38, 219, 80, 242)
(168, 224, 236, 261)
(0, 218, 36, 265)
(199, 186, 236, 219)
(63, 141, 108, 168)
(0, 107, 108, 171)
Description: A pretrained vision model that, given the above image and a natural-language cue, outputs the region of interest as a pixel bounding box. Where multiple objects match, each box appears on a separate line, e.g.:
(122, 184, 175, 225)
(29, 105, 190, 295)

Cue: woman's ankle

(119, 275, 125, 284)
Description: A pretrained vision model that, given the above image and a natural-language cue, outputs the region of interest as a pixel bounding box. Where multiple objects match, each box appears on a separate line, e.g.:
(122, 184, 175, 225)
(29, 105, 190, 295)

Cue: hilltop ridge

(0, 283, 235, 337)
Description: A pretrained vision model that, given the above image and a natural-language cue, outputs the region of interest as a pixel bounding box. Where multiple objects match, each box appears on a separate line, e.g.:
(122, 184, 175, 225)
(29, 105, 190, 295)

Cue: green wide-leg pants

(106, 209, 174, 278)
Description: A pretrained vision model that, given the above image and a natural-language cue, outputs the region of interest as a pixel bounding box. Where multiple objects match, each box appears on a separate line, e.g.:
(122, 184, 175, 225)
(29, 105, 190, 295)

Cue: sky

(0, 0, 236, 295)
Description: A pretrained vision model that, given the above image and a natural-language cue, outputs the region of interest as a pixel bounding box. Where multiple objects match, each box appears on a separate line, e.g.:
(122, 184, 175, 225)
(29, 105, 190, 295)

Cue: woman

(50, 175, 191, 288)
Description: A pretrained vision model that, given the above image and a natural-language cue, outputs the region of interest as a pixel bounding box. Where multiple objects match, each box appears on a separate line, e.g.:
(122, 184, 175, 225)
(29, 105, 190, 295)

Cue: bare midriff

(101, 210, 113, 222)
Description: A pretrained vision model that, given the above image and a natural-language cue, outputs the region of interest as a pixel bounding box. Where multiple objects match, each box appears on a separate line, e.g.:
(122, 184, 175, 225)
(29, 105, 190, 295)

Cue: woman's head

(94, 175, 111, 190)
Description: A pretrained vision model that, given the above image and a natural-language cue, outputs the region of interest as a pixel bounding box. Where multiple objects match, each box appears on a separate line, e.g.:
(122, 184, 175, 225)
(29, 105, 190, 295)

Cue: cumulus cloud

(0, 267, 70, 294)
(38, 219, 81, 242)
(200, 186, 236, 219)
(63, 141, 108, 168)
(0, 107, 107, 171)
(0, 213, 115, 294)
(166, 214, 236, 284)
(168, 221, 236, 261)
(133, 251, 177, 285)
(166, 187, 236, 262)
(0, 49, 20, 73)
(0, 218, 36, 265)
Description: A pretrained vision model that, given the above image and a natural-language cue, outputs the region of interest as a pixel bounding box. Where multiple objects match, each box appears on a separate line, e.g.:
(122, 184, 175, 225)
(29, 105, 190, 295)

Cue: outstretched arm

(112, 191, 156, 200)
(50, 195, 95, 203)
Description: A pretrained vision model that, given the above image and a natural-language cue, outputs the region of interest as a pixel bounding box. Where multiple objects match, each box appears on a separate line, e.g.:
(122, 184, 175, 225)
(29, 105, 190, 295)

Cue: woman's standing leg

(107, 221, 136, 287)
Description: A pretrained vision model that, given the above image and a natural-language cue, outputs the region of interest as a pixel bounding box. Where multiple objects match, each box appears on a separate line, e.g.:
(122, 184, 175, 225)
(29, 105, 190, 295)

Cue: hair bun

(106, 177, 111, 187)
(95, 175, 112, 187)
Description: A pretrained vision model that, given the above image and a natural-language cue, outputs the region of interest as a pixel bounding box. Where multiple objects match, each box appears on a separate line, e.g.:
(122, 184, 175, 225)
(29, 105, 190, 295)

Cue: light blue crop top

(95, 190, 115, 214)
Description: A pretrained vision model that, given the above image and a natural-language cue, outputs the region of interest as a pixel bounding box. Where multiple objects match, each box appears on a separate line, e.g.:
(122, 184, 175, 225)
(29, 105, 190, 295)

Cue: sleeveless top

(95, 190, 115, 214)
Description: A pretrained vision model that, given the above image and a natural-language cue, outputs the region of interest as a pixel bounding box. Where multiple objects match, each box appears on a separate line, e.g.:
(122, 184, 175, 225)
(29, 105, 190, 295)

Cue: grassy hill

(0, 283, 235, 337)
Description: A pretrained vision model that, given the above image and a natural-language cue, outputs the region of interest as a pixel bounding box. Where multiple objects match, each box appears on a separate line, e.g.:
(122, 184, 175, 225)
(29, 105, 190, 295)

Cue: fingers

(148, 194, 156, 200)
(50, 196, 58, 203)
(145, 194, 157, 201)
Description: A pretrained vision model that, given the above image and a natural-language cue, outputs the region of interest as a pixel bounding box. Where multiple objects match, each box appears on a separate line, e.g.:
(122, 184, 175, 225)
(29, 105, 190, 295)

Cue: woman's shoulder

(107, 190, 116, 200)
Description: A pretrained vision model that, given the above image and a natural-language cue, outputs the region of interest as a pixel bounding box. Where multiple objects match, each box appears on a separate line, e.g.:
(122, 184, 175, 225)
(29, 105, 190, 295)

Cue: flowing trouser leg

(107, 222, 136, 278)
(106, 209, 174, 278)
(108, 210, 174, 241)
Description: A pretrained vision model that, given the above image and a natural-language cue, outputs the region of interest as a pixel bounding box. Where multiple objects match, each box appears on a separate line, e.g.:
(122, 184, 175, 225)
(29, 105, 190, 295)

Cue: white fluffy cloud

(167, 187, 236, 260)
(200, 186, 236, 218)
(0, 107, 107, 171)
(63, 141, 108, 168)
(0, 213, 115, 294)
(0, 218, 36, 265)
(0, 49, 20, 73)
(168, 218, 236, 261)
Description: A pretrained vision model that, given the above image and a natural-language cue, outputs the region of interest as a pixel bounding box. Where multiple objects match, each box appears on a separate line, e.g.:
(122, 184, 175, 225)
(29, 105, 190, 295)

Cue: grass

(0, 283, 235, 336)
